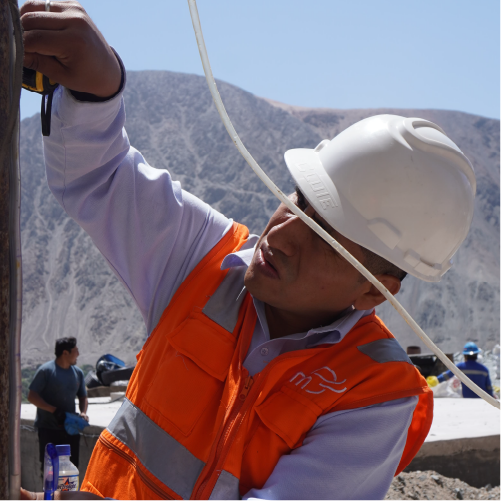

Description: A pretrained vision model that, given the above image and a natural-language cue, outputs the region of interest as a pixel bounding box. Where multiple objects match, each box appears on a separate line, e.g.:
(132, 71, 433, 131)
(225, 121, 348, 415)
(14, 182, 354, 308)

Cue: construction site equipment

(410, 352, 455, 378)
(187, 0, 499, 409)
(285, 115, 476, 282)
(85, 354, 134, 390)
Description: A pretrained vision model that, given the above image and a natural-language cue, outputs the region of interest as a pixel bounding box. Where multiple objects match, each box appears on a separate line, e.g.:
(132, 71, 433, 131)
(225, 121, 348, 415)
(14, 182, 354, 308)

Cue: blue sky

(21, 0, 500, 120)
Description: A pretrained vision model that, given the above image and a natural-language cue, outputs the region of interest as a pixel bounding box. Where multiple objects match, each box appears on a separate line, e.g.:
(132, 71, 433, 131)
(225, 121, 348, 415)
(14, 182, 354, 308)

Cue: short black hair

(55, 337, 77, 358)
(294, 186, 407, 282)
(465, 354, 478, 361)
(359, 246, 407, 282)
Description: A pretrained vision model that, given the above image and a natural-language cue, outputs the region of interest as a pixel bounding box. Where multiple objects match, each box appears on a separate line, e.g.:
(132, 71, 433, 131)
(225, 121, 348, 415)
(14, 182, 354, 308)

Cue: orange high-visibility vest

(82, 222, 433, 500)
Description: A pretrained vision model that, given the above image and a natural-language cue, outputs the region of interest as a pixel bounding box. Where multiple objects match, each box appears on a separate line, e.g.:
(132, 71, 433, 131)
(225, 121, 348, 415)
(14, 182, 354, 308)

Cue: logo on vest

(289, 366, 347, 394)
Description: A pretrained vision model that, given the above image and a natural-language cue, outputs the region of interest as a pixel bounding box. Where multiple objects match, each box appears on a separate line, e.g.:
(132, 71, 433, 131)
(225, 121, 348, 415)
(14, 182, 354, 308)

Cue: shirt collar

(220, 238, 373, 345)
(253, 297, 371, 346)
(220, 235, 259, 270)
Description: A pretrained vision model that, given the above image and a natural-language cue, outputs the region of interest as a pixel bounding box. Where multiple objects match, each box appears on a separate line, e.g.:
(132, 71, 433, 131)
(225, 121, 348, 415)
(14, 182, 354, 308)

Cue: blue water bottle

(42, 443, 58, 500)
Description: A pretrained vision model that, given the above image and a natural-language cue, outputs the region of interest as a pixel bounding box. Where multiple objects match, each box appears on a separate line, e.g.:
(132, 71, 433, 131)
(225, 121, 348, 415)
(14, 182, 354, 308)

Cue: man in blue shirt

(437, 342, 494, 399)
(28, 337, 88, 472)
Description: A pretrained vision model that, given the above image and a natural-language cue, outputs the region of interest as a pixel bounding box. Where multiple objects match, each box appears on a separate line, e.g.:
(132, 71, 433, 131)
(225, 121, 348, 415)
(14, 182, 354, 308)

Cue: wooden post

(0, 0, 22, 497)
(0, 0, 13, 496)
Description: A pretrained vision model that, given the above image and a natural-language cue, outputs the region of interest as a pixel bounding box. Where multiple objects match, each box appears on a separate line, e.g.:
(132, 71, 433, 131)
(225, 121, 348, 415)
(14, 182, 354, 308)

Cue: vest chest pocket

(254, 386, 322, 449)
(144, 312, 237, 437)
(240, 387, 323, 492)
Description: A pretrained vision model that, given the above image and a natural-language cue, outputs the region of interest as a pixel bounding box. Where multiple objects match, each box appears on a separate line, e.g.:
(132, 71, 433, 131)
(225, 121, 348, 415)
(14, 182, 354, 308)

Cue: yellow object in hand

(426, 376, 439, 388)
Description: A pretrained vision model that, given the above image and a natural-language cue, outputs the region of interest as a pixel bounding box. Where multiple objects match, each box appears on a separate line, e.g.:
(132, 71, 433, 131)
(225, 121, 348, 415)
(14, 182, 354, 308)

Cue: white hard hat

(285, 115, 476, 282)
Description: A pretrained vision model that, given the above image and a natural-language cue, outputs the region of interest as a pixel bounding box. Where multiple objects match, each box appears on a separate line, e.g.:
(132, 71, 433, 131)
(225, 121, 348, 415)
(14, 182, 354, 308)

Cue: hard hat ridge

(389, 117, 476, 195)
(284, 114, 476, 282)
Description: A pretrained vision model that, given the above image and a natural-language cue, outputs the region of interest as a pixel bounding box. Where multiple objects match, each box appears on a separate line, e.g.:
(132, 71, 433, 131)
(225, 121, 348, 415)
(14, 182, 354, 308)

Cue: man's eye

(312, 213, 332, 234)
(295, 188, 308, 211)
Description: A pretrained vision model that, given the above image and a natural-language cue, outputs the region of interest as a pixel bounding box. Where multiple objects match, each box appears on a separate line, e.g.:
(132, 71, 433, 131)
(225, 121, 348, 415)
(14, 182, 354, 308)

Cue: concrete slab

(21, 397, 500, 442)
(426, 398, 500, 442)
(21, 397, 124, 429)
(407, 398, 499, 487)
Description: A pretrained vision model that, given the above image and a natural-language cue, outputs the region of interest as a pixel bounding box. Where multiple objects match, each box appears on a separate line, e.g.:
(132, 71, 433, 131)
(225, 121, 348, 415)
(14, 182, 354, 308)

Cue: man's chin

(244, 266, 262, 299)
(244, 266, 281, 306)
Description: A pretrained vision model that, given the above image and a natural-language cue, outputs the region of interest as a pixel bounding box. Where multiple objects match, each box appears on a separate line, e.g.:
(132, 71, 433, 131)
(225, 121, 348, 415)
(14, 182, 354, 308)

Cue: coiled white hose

(187, 0, 499, 410)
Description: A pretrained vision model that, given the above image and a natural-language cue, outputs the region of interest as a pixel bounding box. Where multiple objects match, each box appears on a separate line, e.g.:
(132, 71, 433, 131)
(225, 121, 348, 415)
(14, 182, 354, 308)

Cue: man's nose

(267, 214, 309, 257)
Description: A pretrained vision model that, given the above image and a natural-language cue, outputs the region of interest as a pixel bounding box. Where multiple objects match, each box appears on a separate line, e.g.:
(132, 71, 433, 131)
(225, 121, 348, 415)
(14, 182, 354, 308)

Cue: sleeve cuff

(52, 48, 126, 127)
(69, 47, 126, 103)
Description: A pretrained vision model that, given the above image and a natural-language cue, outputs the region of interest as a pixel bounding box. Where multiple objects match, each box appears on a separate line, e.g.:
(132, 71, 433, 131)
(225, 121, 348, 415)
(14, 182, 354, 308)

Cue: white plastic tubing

(187, 0, 499, 410)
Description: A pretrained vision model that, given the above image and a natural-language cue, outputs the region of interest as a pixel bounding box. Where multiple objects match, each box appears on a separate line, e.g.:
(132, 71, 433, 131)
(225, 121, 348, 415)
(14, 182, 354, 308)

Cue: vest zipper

(239, 374, 254, 399)
(192, 374, 254, 499)
(99, 434, 175, 500)
(192, 348, 329, 499)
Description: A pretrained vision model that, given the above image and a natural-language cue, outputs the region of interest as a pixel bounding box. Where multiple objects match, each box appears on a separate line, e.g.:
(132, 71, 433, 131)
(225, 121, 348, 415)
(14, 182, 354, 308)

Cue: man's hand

(80, 412, 89, 422)
(21, 487, 103, 500)
(21, 0, 121, 98)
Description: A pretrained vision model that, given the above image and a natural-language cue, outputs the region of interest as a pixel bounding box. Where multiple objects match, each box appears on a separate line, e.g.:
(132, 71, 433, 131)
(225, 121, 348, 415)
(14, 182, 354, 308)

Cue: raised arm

(21, 1, 233, 333)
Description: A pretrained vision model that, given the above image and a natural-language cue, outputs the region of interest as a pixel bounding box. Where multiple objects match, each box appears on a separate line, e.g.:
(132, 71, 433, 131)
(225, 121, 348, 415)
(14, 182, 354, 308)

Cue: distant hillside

(19, 70, 500, 367)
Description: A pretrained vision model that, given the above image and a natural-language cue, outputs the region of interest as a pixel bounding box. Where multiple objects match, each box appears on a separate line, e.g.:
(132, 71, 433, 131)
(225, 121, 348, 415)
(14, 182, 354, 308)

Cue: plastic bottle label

(57, 475, 79, 492)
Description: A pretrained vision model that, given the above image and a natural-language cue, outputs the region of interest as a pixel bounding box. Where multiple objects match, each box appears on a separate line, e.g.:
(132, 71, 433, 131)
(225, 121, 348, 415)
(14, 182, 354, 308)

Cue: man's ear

(352, 275, 401, 311)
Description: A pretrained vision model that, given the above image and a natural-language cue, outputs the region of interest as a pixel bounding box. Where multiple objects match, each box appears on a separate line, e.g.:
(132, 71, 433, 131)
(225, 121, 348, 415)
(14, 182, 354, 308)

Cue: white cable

(187, 0, 499, 410)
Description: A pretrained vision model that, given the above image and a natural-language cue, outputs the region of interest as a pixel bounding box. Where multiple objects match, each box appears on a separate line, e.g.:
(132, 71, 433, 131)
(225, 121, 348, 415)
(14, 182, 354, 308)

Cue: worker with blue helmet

(463, 341, 480, 356)
(437, 342, 494, 398)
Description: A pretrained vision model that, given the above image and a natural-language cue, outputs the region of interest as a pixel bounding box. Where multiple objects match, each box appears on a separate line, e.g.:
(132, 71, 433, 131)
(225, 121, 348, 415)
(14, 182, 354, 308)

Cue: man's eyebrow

(294, 187, 336, 235)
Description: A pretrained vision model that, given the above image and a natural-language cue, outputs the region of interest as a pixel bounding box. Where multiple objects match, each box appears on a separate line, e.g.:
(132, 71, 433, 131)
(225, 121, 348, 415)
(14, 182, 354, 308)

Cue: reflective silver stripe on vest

(209, 469, 240, 500)
(357, 338, 413, 365)
(203, 266, 247, 332)
(107, 398, 205, 499)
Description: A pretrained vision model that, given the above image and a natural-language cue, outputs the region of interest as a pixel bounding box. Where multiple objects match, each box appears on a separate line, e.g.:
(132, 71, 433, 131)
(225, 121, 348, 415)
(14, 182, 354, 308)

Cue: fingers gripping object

(187, 0, 499, 409)
(21, 0, 59, 136)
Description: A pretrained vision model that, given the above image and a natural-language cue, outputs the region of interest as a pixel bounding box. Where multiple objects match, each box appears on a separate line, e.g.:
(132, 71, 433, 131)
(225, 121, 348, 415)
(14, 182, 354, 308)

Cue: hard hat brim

(283, 114, 475, 283)
(284, 146, 446, 282)
(284, 147, 344, 227)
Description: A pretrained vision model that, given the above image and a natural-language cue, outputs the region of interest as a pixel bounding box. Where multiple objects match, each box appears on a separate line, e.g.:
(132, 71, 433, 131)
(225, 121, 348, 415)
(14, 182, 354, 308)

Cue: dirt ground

(385, 471, 500, 500)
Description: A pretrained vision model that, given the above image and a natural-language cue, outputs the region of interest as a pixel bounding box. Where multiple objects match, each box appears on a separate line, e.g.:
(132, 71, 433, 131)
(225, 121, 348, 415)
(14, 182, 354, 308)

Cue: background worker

(28, 337, 88, 472)
(436, 342, 494, 399)
(20, 1, 475, 499)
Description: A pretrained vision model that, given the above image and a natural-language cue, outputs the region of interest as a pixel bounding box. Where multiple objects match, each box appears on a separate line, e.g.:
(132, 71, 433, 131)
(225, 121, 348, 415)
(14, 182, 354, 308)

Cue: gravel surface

(385, 471, 500, 500)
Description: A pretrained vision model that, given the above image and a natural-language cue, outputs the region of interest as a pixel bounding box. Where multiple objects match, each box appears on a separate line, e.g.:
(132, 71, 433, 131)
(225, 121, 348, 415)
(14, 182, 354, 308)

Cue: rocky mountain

(19, 70, 499, 367)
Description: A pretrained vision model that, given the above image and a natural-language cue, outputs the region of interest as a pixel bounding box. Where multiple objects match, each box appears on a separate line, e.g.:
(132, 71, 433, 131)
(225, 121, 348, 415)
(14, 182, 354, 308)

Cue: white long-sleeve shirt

(43, 81, 419, 500)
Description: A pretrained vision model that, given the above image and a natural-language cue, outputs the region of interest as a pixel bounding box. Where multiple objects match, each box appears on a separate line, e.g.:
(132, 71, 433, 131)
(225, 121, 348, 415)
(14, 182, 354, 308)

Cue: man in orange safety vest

(20, 1, 475, 499)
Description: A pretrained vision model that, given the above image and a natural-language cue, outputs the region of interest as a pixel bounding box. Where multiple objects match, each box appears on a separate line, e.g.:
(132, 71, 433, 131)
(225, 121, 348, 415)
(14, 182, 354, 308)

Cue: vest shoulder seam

(145, 223, 248, 348)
